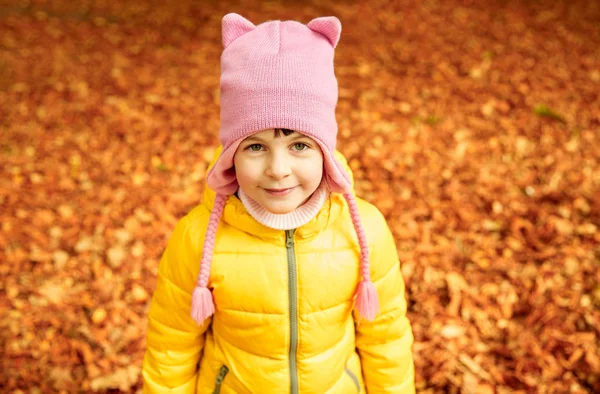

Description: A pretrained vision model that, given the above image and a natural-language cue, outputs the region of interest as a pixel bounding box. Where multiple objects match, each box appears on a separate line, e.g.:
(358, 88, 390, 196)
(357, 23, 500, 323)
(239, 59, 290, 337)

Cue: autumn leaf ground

(1, 0, 599, 393)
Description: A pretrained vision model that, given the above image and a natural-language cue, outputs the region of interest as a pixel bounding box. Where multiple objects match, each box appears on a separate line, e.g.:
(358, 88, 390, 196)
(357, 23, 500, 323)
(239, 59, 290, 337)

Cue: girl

(142, 13, 415, 393)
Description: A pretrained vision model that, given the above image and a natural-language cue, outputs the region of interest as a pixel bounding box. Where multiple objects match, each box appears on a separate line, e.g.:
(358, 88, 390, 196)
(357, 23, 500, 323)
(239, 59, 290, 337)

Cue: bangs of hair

(273, 128, 294, 138)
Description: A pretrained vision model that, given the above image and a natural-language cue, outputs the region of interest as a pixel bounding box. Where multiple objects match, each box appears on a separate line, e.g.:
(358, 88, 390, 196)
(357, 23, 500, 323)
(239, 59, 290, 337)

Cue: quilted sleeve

(354, 206, 415, 393)
(142, 214, 210, 393)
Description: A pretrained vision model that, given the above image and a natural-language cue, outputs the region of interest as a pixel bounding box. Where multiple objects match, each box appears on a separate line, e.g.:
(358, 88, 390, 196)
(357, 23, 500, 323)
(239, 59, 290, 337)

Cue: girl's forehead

(245, 129, 312, 141)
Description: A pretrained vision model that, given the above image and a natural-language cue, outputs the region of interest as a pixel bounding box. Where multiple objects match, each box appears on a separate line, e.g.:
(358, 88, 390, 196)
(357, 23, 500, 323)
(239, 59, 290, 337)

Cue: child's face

(233, 129, 324, 214)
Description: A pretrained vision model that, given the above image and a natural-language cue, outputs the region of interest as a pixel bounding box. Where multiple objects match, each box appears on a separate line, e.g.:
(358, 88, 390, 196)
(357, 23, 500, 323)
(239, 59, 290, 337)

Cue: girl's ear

(307, 16, 342, 48)
(222, 13, 256, 48)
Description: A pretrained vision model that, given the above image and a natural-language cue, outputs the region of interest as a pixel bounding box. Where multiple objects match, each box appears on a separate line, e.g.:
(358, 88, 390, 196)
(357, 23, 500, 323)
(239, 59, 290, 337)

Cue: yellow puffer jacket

(142, 150, 415, 393)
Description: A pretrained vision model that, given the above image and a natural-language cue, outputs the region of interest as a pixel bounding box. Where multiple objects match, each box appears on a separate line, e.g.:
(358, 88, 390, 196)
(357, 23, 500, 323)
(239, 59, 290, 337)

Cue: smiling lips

(264, 187, 296, 196)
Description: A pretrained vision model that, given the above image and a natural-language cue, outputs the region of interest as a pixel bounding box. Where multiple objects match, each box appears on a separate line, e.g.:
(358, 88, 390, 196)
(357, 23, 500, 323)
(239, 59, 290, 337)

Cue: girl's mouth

(264, 187, 295, 196)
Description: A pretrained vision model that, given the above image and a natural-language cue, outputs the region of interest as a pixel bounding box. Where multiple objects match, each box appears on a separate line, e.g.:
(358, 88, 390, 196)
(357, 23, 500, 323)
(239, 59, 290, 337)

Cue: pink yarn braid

(191, 193, 227, 325)
(344, 192, 380, 321)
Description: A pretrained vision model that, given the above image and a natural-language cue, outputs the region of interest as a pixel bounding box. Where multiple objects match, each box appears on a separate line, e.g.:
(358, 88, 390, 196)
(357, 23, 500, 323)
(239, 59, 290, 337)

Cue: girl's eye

(247, 144, 263, 152)
(292, 143, 309, 151)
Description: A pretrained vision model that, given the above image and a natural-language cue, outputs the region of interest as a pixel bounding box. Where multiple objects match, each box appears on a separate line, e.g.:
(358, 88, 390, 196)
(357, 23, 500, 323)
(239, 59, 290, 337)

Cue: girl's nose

(265, 153, 291, 180)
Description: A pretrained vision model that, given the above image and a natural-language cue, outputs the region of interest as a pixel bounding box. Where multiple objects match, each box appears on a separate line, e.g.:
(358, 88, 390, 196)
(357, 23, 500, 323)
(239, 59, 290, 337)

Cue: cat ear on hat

(307, 16, 342, 48)
(222, 13, 256, 48)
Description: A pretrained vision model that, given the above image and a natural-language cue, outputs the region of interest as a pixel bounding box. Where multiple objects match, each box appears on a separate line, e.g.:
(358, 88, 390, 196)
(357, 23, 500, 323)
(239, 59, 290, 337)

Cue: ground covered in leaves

(1, 0, 599, 393)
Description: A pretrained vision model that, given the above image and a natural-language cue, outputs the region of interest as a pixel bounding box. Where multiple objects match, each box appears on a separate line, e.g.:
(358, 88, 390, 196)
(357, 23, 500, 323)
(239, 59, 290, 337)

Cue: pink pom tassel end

(355, 280, 380, 321)
(191, 286, 215, 325)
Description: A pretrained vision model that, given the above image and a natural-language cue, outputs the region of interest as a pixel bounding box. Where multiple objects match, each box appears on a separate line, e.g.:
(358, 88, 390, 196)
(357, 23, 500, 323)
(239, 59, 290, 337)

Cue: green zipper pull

(212, 366, 229, 394)
(215, 366, 228, 384)
(286, 230, 295, 247)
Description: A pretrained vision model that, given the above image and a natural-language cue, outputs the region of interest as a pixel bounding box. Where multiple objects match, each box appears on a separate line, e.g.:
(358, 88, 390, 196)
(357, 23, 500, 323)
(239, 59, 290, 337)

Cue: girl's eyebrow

(243, 136, 267, 143)
(242, 134, 312, 144)
(288, 134, 313, 142)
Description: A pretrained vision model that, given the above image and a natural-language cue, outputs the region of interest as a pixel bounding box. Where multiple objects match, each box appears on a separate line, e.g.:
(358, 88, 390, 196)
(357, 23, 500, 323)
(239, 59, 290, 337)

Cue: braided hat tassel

(344, 192, 380, 321)
(191, 193, 227, 325)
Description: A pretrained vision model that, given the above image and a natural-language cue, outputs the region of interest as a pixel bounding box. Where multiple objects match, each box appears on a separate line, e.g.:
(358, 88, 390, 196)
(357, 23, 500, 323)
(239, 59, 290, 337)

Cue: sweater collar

(202, 183, 344, 242)
(237, 182, 328, 231)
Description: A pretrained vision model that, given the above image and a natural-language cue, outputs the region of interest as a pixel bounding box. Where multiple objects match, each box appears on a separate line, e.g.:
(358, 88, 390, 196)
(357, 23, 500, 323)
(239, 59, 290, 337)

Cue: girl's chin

(264, 206, 298, 215)
(261, 200, 302, 214)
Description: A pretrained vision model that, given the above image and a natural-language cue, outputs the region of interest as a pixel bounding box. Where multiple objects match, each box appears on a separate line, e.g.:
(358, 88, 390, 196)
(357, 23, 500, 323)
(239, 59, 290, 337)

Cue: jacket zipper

(212, 365, 229, 394)
(286, 229, 299, 394)
(345, 366, 360, 392)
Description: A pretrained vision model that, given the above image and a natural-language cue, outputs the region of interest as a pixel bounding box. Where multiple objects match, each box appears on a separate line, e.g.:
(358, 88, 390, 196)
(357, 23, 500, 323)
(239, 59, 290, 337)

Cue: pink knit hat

(206, 13, 351, 195)
(191, 13, 379, 325)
